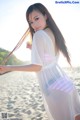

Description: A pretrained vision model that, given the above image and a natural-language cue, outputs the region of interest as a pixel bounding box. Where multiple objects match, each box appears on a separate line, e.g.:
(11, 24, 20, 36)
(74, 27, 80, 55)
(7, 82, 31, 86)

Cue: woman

(0, 3, 80, 120)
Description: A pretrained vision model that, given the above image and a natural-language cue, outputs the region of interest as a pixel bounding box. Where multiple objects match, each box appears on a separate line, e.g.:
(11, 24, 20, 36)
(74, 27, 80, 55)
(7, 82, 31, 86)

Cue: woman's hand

(26, 41, 32, 50)
(0, 65, 10, 74)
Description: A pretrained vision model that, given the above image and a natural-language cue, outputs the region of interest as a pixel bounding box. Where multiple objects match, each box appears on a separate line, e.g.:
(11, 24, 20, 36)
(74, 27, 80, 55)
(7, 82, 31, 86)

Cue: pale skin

(0, 10, 47, 73)
(0, 9, 80, 120)
(0, 10, 57, 74)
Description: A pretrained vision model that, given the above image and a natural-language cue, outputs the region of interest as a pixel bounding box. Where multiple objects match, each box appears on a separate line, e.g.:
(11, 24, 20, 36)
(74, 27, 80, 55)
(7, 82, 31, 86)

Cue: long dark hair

(26, 3, 71, 66)
(2, 3, 71, 66)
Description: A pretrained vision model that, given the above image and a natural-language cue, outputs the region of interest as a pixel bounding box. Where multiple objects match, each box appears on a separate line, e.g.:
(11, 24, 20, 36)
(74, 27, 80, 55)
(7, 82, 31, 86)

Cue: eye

(35, 17, 39, 21)
(29, 21, 33, 25)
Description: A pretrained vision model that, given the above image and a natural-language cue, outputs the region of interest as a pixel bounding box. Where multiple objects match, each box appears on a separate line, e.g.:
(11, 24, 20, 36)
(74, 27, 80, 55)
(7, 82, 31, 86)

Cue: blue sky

(0, 0, 80, 67)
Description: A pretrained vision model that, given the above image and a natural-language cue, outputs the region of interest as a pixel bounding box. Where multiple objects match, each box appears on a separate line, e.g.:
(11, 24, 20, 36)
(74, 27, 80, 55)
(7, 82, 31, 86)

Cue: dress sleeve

(31, 30, 46, 66)
(31, 30, 57, 66)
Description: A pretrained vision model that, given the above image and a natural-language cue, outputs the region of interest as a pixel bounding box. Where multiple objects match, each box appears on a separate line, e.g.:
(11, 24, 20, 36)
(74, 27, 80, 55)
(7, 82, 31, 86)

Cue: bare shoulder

(33, 28, 55, 43)
(44, 28, 55, 40)
(44, 28, 59, 54)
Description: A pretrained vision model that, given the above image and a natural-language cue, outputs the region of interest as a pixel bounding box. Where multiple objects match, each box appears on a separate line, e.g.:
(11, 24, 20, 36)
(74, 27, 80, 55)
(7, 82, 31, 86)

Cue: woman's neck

(44, 26, 49, 30)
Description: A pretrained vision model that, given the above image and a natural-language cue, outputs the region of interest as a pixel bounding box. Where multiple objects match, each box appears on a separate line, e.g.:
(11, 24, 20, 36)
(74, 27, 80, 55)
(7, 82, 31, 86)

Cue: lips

(35, 27, 41, 31)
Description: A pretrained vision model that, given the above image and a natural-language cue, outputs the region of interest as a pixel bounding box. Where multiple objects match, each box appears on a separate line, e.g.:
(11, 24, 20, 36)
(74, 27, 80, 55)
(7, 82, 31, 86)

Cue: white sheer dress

(31, 30, 80, 120)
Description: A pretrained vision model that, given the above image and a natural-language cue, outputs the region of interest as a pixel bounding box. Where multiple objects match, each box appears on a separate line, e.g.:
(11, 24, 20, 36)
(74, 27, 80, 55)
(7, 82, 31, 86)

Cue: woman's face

(28, 10, 47, 32)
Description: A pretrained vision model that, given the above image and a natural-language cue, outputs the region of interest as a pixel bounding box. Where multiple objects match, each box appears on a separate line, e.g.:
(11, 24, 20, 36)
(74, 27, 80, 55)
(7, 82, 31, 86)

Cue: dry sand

(0, 68, 80, 120)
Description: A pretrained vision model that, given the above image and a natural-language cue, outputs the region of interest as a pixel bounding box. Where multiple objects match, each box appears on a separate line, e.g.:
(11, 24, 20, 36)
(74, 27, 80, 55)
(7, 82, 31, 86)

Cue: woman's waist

(37, 64, 64, 84)
(43, 61, 57, 69)
(37, 64, 74, 88)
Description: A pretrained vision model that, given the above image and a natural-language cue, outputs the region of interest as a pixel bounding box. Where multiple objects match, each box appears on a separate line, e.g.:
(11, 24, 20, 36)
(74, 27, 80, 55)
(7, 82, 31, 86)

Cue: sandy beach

(0, 68, 80, 120)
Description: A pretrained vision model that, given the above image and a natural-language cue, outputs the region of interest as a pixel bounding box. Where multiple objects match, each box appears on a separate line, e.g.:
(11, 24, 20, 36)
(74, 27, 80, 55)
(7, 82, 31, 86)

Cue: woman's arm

(0, 64, 42, 73)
